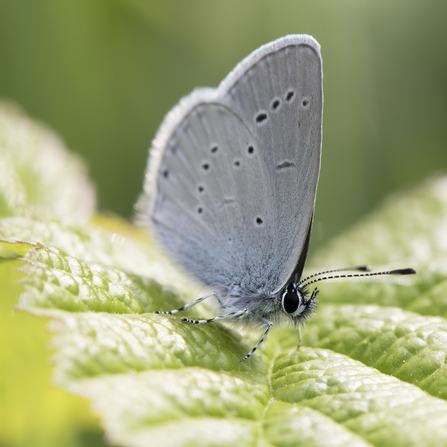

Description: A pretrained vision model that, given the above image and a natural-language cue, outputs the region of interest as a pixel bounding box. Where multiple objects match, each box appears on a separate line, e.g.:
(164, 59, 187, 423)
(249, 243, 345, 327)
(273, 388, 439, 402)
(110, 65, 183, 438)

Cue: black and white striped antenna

(299, 266, 416, 289)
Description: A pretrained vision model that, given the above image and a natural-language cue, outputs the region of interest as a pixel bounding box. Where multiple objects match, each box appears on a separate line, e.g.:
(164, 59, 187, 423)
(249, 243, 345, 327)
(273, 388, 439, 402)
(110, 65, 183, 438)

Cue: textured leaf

(0, 256, 105, 447)
(2, 104, 447, 446)
(3, 175, 446, 447)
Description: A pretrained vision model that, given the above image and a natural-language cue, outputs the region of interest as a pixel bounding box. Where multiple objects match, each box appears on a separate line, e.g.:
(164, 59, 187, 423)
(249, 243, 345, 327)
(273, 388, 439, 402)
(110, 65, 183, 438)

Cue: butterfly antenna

(298, 265, 371, 286)
(300, 268, 416, 289)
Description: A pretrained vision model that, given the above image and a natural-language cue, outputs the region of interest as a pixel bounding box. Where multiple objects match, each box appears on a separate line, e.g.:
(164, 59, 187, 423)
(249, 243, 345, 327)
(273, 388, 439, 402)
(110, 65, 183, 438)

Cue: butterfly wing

(141, 35, 322, 294)
(219, 35, 323, 290)
(145, 98, 277, 289)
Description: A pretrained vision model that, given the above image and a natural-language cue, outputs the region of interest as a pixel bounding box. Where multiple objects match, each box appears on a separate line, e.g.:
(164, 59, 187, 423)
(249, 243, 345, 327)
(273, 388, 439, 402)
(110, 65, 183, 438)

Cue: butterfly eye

(282, 289, 300, 314)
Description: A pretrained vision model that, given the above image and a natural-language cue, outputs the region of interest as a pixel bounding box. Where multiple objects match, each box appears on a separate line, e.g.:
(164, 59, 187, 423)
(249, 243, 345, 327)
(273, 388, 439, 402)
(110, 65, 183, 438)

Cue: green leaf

(0, 101, 96, 219)
(0, 256, 105, 447)
(3, 106, 447, 446)
(0, 104, 104, 447)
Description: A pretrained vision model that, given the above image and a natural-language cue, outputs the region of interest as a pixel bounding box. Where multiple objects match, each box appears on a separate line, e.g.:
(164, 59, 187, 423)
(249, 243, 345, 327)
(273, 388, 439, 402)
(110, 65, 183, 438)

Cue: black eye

(283, 290, 300, 314)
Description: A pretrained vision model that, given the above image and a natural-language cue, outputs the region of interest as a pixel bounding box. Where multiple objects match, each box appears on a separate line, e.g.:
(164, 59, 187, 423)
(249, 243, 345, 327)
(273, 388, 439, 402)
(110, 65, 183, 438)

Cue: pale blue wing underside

(141, 35, 323, 294)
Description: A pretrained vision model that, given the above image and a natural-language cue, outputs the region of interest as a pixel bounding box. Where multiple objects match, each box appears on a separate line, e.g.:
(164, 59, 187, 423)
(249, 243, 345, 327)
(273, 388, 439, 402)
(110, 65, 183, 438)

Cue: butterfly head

(280, 282, 318, 324)
(277, 265, 417, 325)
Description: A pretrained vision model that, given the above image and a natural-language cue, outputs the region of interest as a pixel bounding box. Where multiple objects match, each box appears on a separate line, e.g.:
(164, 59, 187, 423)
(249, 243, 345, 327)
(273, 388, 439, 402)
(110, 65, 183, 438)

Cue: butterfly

(139, 35, 416, 361)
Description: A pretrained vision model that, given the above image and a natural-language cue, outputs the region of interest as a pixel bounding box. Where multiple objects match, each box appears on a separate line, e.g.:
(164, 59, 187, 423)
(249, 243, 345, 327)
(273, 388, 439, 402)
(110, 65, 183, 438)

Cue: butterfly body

(208, 281, 314, 326)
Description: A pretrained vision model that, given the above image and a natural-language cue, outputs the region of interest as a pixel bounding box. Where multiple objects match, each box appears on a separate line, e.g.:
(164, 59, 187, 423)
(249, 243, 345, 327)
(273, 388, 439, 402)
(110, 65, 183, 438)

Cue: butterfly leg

(310, 287, 320, 302)
(214, 292, 225, 307)
(154, 291, 222, 315)
(181, 309, 247, 325)
(241, 318, 273, 362)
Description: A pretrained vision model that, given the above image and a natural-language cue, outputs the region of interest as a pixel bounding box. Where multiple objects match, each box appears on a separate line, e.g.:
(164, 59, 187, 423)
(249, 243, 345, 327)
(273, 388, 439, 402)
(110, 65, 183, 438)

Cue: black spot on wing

(276, 160, 296, 171)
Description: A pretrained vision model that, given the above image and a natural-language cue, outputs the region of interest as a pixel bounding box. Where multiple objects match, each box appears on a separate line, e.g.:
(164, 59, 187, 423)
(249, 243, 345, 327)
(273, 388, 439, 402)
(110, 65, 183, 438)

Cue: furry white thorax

(213, 282, 316, 328)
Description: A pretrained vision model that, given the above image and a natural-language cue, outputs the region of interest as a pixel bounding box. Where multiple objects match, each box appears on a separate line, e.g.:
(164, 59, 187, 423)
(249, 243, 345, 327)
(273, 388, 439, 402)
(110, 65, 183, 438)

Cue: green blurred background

(1, 1, 446, 446)
(1, 0, 446, 246)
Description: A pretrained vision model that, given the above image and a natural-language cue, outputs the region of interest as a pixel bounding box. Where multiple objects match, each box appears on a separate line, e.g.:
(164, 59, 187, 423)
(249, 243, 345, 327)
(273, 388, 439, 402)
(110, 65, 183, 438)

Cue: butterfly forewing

(220, 36, 323, 290)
